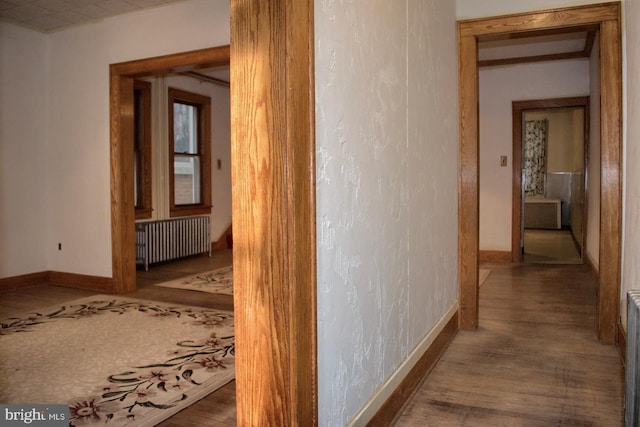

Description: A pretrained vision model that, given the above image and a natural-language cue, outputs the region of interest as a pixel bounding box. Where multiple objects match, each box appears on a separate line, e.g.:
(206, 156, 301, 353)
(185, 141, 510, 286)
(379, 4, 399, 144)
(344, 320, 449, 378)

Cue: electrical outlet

(500, 155, 508, 167)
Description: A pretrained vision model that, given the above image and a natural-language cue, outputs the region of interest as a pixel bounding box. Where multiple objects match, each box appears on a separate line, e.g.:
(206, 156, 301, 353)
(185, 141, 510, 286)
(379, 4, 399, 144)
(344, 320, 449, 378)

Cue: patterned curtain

(524, 120, 548, 196)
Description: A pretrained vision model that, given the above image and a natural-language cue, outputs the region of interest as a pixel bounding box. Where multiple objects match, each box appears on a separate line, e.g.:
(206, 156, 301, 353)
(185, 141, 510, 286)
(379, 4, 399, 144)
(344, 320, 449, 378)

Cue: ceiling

(0, 0, 187, 33)
(1, 1, 595, 69)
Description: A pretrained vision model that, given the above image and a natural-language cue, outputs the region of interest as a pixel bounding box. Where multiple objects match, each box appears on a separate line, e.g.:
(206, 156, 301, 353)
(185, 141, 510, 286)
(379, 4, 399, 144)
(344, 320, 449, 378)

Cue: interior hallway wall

(315, 0, 459, 424)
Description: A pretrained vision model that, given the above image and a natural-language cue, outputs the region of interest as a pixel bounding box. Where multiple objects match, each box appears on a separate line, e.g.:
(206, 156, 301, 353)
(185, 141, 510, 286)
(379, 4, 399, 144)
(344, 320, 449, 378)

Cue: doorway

(110, 2, 318, 419)
(512, 97, 590, 265)
(458, 3, 622, 343)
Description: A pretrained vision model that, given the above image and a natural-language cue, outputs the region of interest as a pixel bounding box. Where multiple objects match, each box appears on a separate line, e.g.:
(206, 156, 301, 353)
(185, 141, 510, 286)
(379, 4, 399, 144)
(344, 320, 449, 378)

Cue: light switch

(500, 155, 508, 167)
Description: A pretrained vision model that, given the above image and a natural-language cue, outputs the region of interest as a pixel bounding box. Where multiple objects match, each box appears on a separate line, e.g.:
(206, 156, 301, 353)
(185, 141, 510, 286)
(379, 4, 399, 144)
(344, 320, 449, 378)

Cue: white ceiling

(0, 0, 187, 33)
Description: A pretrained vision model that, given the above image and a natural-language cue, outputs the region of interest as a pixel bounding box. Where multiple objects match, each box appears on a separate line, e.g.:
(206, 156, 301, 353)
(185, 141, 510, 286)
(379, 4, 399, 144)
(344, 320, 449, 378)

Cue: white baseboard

(347, 302, 458, 426)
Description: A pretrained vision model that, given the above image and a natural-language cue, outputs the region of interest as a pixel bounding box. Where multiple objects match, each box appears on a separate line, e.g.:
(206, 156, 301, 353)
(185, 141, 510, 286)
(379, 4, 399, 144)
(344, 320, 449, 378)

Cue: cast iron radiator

(627, 291, 640, 426)
(135, 216, 211, 271)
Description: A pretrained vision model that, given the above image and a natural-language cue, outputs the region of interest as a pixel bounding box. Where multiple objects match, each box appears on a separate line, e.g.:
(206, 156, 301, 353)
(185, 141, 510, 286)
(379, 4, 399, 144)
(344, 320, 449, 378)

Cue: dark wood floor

(1, 257, 624, 426)
(395, 262, 624, 426)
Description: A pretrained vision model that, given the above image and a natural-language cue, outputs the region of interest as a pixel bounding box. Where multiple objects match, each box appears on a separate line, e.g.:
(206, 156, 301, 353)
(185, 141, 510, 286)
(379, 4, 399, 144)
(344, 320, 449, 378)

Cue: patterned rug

(0, 296, 235, 426)
(154, 266, 233, 295)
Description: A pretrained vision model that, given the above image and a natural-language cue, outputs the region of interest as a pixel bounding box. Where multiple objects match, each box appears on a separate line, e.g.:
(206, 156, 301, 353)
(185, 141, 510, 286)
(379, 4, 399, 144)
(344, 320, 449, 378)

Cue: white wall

(622, 0, 640, 330)
(43, 0, 230, 277)
(479, 60, 590, 251)
(315, 1, 459, 425)
(0, 23, 49, 277)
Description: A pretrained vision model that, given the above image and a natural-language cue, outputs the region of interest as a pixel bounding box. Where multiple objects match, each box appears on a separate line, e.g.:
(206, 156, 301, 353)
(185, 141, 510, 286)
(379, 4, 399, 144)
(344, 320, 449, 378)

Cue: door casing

(458, 2, 622, 344)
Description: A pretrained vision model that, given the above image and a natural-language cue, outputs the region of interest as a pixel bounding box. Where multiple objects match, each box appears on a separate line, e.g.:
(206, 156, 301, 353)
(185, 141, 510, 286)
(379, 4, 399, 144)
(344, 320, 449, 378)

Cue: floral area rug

(154, 266, 233, 295)
(0, 296, 234, 426)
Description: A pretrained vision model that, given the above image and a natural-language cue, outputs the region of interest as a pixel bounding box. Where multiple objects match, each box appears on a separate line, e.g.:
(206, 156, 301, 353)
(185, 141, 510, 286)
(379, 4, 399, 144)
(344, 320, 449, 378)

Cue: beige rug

(479, 269, 491, 287)
(0, 296, 235, 426)
(154, 266, 233, 295)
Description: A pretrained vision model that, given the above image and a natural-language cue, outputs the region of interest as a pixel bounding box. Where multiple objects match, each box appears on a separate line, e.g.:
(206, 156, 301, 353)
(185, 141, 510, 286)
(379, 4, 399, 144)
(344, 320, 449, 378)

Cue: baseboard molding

(617, 320, 626, 368)
(48, 271, 113, 292)
(1, 271, 113, 293)
(479, 250, 512, 262)
(346, 304, 458, 427)
(0, 271, 50, 292)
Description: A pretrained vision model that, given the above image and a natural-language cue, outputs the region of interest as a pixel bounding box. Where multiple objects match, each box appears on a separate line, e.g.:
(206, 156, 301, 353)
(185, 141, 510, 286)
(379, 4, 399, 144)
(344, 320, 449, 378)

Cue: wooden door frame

(110, 0, 317, 423)
(110, 46, 231, 294)
(458, 2, 622, 344)
(511, 96, 590, 263)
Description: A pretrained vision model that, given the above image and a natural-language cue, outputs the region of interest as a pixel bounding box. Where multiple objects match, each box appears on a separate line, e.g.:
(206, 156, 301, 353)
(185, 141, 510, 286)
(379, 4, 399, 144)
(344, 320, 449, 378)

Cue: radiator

(626, 291, 640, 426)
(135, 216, 211, 271)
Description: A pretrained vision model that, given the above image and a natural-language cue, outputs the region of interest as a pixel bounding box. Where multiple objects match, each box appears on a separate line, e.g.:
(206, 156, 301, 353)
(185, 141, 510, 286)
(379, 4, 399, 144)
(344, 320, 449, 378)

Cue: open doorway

(512, 97, 590, 265)
(110, 0, 318, 419)
(131, 65, 234, 291)
(458, 3, 622, 343)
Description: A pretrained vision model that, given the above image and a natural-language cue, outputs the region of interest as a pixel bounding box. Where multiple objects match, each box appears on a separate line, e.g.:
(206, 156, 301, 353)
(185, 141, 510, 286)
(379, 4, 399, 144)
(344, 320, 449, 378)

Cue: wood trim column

(231, 0, 317, 424)
(598, 16, 622, 344)
(110, 70, 136, 294)
(458, 31, 479, 331)
(512, 108, 523, 263)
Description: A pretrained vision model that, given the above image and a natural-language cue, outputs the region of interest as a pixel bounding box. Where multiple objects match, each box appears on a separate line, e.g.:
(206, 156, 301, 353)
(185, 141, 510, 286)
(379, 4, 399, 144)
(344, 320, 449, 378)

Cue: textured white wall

(479, 60, 590, 251)
(622, 0, 640, 329)
(44, 0, 230, 277)
(0, 23, 49, 277)
(315, 1, 458, 425)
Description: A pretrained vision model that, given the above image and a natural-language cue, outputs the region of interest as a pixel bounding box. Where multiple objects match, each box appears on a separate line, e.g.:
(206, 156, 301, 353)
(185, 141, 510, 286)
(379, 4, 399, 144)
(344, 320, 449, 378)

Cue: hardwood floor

(1, 257, 624, 426)
(0, 249, 236, 427)
(395, 262, 624, 426)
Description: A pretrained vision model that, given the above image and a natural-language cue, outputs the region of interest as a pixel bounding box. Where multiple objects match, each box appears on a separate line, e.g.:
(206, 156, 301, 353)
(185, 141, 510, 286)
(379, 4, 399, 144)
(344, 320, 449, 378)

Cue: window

(134, 80, 152, 219)
(168, 88, 211, 216)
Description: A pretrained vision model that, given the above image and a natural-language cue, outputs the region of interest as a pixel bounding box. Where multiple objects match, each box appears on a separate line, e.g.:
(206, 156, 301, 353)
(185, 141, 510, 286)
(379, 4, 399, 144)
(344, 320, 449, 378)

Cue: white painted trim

(346, 302, 459, 426)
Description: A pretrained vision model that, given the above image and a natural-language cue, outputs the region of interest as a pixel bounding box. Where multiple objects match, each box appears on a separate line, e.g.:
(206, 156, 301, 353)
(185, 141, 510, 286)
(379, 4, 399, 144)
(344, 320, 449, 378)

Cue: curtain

(524, 119, 548, 196)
